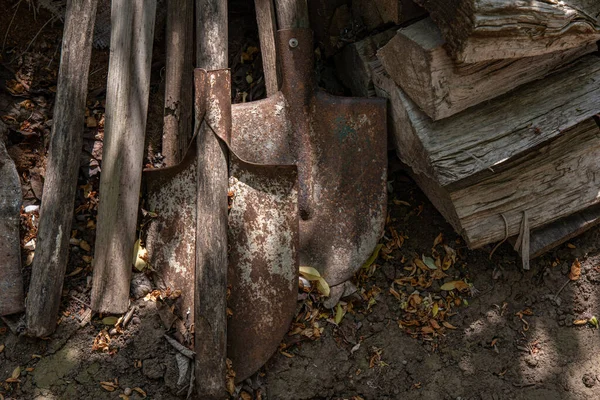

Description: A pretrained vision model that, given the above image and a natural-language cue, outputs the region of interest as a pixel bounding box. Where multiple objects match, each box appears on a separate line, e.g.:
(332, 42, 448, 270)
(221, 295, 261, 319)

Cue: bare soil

(2, 2, 600, 399)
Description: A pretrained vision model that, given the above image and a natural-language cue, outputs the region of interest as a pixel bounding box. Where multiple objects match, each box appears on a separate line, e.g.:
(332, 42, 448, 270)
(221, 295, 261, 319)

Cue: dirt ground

(3, 2, 600, 399)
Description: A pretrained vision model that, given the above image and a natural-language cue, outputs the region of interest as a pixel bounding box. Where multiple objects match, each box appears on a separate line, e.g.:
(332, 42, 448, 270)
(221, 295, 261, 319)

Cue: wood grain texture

(25, 0, 97, 335)
(413, 0, 600, 63)
(377, 18, 597, 120)
(195, 1, 228, 398)
(335, 28, 397, 97)
(91, 0, 156, 314)
(371, 55, 600, 188)
(162, 0, 194, 166)
(255, 0, 280, 96)
(372, 56, 600, 249)
(275, 0, 309, 29)
(451, 120, 600, 248)
(0, 140, 24, 316)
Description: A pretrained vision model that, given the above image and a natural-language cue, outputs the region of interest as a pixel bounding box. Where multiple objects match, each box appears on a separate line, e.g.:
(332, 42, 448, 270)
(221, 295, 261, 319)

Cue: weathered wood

(255, 0, 280, 96)
(162, 0, 194, 166)
(0, 139, 24, 317)
(513, 203, 600, 259)
(377, 18, 597, 120)
(335, 28, 397, 97)
(372, 56, 600, 249)
(25, 0, 98, 335)
(91, 0, 157, 314)
(352, 0, 426, 31)
(371, 55, 600, 188)
(275, 0, 309, 29)
(413, 0, 600, 63)
(195, 0, 228, 398)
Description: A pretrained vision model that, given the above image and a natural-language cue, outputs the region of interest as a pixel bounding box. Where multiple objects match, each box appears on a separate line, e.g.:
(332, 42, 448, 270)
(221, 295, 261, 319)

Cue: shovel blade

(144, 141, 197, 326)
(227, 155, 298, 382)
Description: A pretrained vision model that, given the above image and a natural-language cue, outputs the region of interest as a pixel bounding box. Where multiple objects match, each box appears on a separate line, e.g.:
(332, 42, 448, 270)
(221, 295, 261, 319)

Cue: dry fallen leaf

(132, 387, 147, 398)
(567, 243, 576, 249)
(11, 366, 20, 380)
(440, 280, 470, 292)
(442, 321, 457, 329)
(569, 259, 581, 281)
(66, 267, 83, 277)
(573, 319, 588, 326)
(79, 240, 91, 252)
(433, 233, 443, 248)
(0, 344, 4, 353)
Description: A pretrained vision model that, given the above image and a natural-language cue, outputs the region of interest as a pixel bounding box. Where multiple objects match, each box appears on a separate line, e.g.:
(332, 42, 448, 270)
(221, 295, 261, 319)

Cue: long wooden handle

(275, 0, 309, 29)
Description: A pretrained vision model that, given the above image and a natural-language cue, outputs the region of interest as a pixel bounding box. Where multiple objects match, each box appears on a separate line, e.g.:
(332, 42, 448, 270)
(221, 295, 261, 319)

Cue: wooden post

(24, 0, 98, 336)
(91, 0, 157, 314)
(162, 0, 194, 166)
(0, 139, 24, 317)
(255, 0, 280, 96)
(195, 0, 229, 398)
(274, 0, 309, 30)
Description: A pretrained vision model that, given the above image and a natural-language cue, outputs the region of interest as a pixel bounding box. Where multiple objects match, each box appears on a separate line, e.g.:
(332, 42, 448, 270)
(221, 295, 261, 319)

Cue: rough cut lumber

(377, 18, 598, 120)
(372, 55, 600, 248)
(352, 0, 426, 31)
(91, 0, 157, 314)
(512, 203, 600, 259)
(195, 0, 228, 398)
(162, 0, 194, 166)
(255, 0, 280, 96)
(25, 0, 98, 336)
(0, 139, 24, 316)
(335, 28, 396, 97)
(413, 0, 600, 63)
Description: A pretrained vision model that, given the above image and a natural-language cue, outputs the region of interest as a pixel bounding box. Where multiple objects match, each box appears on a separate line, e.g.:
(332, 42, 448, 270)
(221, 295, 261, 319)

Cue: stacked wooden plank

(337, 0, 600, 262)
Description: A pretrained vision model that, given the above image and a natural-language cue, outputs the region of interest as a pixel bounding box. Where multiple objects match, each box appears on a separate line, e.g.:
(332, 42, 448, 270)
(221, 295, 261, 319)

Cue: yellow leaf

(11, 366, 20, 380)
(335, 303, 346, 325)
(414, 258, 430, 271)
(433, 233, 443, 247)
(569, 259, 581, 281)
(362, 244, 383, 270)
(66, 267, 83, 277)
(101, 384, 116, 392)
(0, 344, 4, 353)
(573, 319, 588, 326)
(432, 303, 439, 317)
(132, 239, 148, 272)
(102, 316, 119, 326)
(567, 243, 576, 249)
(133, 387, 147, 398)
(299, 266, 321, 281)
(442, 321, 457, 329)
(441, 281, 470, 292)
(440, 281, 456, 291)
(316, 277, 330, 297)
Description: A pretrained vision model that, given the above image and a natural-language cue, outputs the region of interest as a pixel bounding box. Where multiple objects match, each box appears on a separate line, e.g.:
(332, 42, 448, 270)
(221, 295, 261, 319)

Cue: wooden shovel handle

(275, 0, 309, 30)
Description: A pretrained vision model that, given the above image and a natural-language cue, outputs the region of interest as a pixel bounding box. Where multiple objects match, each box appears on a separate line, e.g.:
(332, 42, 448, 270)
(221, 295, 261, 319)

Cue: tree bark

(162, 0, 194, 166)
(275, 0, 309, 29)
(255, 0, 280, 96)
(195, 0, 229, 398)
(0, 138, 24, 317)
(91, 0, 156, 314)
(24, 0, 97, 336)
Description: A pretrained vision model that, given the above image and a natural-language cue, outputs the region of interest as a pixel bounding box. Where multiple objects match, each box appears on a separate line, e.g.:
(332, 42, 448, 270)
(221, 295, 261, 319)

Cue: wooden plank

(371, 55, 600, 188)
(255, 0, 280, 96)
(377, 18, 597, 120)
(162, 0, 194, 166)
(515, 203, 600, 259)
(25, 0, 98, 335)
(91, 0, 157, 314)
(0, 139, 24, 316)
(413, 0, 600, 63)
(335, 29, 397, 97)
(195, 0, 229, 397)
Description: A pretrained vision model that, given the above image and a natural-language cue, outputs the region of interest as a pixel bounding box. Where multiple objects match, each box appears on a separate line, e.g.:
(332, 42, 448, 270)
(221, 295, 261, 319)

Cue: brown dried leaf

(573, 319, 588, 326)
(0, 344, 4, 353)
(132, 387, 147, 398)
(442, 321, 457, 329)
(433, 233, 443, 248)
(569, 259, 581, 281)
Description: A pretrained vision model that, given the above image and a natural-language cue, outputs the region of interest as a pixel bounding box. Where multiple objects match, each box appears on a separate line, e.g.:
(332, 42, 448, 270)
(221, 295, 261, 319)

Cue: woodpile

(335, 0, 600, 264)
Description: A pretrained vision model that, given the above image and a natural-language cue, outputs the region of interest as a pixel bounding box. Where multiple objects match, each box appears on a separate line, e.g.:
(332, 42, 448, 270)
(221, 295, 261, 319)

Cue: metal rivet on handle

(289, 38, 299, 48)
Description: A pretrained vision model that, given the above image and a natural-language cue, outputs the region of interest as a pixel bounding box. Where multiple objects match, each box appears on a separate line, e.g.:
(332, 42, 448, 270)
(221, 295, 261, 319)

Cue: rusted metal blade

(227, 154, 298, 383)
(0, 140, 25, 316)
(232, 28, 387, 287)
(143, 139, 197, 325)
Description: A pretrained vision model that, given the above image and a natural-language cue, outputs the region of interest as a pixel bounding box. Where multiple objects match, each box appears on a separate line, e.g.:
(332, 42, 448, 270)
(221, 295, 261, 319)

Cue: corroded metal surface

(0, 140, 24, 316)
(227, 155, 298, 382)
(232, 28, 387, 287)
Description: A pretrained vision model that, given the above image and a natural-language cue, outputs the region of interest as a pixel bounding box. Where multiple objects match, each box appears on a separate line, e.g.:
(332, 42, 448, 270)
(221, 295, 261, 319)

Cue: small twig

(2, 0, 23, 53)
(554, 279, 571, 303)
(489, 213, 509, 260)
(70, 294, 91, 309)
(465, 150, 494, 173)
